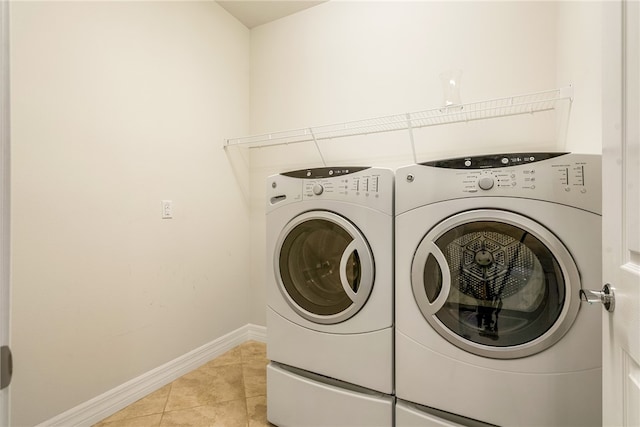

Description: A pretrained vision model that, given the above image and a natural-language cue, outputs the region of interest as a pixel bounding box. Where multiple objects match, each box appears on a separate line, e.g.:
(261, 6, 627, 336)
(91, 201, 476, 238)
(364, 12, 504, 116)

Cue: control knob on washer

(478, 176, 495, 190)
(313, 183, 324, 195)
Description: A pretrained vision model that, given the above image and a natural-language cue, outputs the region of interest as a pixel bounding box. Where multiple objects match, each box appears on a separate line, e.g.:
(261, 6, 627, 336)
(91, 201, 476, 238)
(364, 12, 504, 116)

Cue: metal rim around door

(411, 209, 581, 359)
(275, 210, 375, 324)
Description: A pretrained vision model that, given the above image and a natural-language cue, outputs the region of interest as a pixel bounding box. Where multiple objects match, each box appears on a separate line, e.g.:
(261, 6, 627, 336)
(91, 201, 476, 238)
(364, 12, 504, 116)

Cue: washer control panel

(398, 153, 601, 215)
(267, 167, 393, 214)
(302, 173, 382, 199)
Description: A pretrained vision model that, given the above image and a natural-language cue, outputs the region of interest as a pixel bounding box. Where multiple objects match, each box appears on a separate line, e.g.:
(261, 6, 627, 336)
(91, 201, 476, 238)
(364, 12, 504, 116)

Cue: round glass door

(412, 209, 581, 359)
(276, 211, 375, 324)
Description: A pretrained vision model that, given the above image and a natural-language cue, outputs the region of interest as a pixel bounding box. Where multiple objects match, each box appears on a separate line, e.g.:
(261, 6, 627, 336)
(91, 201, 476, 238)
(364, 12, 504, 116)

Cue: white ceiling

(217, 1, 327, 29)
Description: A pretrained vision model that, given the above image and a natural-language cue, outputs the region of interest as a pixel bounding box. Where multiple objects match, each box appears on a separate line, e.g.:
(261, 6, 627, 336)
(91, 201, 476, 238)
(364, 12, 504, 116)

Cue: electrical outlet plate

(162, 200, 173, 219)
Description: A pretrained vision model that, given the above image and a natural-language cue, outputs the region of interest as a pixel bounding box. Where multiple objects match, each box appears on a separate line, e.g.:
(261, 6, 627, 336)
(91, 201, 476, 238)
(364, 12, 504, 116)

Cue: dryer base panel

(396, 331, 601, 427)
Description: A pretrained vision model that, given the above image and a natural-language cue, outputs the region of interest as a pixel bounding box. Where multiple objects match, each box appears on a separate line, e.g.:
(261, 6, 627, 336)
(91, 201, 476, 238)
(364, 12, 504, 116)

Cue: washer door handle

(412, 241, 451, 315)
(1, 345, 12, 390)
(339, 240, 361, 303)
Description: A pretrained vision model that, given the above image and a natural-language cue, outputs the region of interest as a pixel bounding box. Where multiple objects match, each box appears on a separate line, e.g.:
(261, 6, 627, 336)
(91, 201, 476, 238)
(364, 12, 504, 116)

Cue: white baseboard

(38, 323, 267, 427)
(247, 323, 267, 342)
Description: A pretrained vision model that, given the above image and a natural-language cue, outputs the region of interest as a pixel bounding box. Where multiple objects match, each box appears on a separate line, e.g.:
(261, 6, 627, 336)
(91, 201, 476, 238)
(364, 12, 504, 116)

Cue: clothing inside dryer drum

(423, 221, 566, 347)
(279, 219, 361, 316)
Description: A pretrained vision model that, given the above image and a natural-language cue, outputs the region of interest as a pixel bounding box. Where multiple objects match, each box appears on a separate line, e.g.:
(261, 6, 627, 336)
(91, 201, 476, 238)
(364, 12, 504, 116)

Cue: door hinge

(0, 345, 12, 390)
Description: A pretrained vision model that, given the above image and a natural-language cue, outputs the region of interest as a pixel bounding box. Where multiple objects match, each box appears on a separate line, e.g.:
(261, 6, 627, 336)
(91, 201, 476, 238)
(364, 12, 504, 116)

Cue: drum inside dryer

(444, 227, 545, 308)
(414, 216, 577, 357)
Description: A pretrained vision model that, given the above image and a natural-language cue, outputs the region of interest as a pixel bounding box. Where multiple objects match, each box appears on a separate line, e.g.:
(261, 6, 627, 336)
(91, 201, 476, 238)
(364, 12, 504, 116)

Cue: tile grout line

(241, 343, 251, 426)
(158, 382, 173, 426)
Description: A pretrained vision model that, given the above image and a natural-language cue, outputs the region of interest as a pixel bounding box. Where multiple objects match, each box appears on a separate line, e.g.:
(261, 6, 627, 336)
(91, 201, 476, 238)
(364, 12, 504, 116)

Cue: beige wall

(10, 2, 250, 425)
(250, 1, 560, 137)
(557, 1, 604, 154)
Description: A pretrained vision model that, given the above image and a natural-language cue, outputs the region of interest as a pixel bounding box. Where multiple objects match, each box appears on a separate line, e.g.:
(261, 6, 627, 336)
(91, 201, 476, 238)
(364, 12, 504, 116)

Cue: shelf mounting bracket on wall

(406, 113, 417, 164)
(309, 128, 326, 167)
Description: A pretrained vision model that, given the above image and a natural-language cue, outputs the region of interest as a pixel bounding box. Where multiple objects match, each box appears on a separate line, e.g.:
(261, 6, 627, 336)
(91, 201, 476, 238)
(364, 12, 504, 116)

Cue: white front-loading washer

(395, 153, 602, 427)
(266, 167, 394, 426)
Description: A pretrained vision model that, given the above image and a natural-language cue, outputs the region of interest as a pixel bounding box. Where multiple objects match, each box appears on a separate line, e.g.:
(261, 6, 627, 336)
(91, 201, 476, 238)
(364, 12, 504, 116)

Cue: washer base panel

(267, 307, 393, 394)
(267, 362, 394, 427)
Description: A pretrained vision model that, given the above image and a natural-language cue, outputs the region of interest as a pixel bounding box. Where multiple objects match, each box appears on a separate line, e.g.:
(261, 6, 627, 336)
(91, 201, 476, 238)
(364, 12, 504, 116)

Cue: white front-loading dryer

(266, 167, 394, 426)
(395, 153, 602, 427)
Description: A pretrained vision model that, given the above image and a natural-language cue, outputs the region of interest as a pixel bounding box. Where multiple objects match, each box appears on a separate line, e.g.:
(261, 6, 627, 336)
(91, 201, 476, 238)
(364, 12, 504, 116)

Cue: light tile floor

(93, 341, 273, 427)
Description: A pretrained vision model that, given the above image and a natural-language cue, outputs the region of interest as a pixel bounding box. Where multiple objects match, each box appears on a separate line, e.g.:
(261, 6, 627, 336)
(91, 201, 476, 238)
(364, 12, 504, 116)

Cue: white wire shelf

(224, 86, 573, 165)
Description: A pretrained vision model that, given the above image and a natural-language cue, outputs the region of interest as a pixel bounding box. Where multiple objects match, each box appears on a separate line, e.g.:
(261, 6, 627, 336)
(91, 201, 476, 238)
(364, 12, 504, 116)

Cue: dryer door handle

(411, 241, 451, 316)
(580, 283, 615, 312)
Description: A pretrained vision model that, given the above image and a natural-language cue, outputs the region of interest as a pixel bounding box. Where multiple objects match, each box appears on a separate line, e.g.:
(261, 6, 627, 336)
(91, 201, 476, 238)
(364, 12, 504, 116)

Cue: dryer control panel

(267, 167, 394, 215)
(397, 153, 601, 215)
